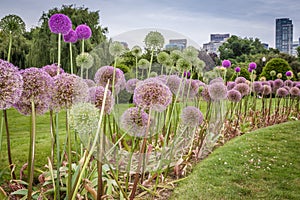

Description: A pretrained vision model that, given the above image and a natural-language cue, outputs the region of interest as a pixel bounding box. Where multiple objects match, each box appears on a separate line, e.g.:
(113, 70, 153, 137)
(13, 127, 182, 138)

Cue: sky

(1, 0, 300, 48)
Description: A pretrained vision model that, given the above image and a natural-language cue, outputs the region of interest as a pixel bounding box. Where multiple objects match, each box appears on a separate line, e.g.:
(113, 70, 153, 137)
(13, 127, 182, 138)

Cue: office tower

(275, 18, 293, 54)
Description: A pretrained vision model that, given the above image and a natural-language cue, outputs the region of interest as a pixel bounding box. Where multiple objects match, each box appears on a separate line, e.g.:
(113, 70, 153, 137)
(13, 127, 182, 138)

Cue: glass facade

(276, 18, 293, 54)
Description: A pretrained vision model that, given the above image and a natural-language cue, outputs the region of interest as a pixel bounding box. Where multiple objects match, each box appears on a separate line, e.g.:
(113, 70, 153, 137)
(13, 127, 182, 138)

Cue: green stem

(7, 32, 12, 62)
(27, 101, 36, 200)
(57, 33, 61, 75)
(66, 110, 72, 200)
(55, 112, 60, 200)
(135, 56, 138, 79)
(4, 110, 16, 179)
(148, 49, 154, 78)
(69, 43, 74, 74)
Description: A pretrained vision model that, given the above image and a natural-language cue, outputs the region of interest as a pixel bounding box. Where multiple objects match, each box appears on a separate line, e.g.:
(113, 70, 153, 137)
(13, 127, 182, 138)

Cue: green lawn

(170, 120, 300, 200)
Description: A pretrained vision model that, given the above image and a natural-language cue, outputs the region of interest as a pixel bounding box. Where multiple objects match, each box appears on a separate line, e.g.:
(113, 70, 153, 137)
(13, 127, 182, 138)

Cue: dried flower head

(133, 80, 172, 112)
(234, 83, 250, 97)
(76, 52, 94, 69)
(42, 63, 64, 77)
(166, 75, 182, 95)
(75, 24, 92, 40)
(181, 106, 203, 127)
(63, 29, 77, 43)
(14, 68, 54, 115)
(276, 87, 288, 97)
(270, 70, 276, 77)
(89, 86, 114, 114)
(235, 77, 246, 84)
(289, 86, 300, 97)
(0, 59, 23, 109)
(208, 82, 227, 100)
(227, 90, 242, 102)
(48, 13, 72, 35)
(120, 107, 150, 137)
(262, 85, 272, 96)
(277, 73, 282, 79)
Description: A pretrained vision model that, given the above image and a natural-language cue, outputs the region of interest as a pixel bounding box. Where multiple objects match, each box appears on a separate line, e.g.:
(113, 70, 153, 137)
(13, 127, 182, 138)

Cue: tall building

(165, 39, 187, 51)
(203, 34, 230, 55)
(275, 18, 293, 54)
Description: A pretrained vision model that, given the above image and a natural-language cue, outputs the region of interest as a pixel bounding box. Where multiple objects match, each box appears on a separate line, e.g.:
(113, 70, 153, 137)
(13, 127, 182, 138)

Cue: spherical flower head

(289, 87, 300, 97)
(75, 24, 92, 40)
(285, 71, 292, 77)
(157, 51, 170, 64)
(180, 79, 200, 99)
(170, 50, 183, 63)
(0, 59, 23, 109)
(284, 80, 293, 88)
(42, 63, 64, 77)
(227, 81, 236, 91)
(252, 81, 263, 93)
(262, 85, 272, 96)
(181, 106, 203, 128)
(260, 76, 267, 81)
(234, 83, 250, 97)
(144, 31, 165, 50)
(94, 66, 125, 93)
(183, 46, 199, 63)
(84, 79, 96, 88)
(63, 29, 78, 43)
(183, 71, 191, 78)
(235, 67, 241, 73)
(76, 52, 94, 69)
(276, 87, 288, 97)
(89, 86, 114, 114)
(166, 75, 181, 95)
(69, 102, 99, 138)
(249, 62, 257, 70)
(131, 45, 142, 57)
(270, 70, 276, 77)
(267, 80, 274, 88)
(227, 90, 242, 102)
(109, 41, 126, 57)
(138, 59, 150, 70)
(248, 67, 253, 73)
(126, 78, 140, 94)
(274, 79, 284, 89)
(222, 60, 231, 68)
(48, 13, 72, 35)
(201, 86, 211, 102)
(235, 77, 246, 84)
(53, 73, 89, 110)
(150, 71, 158, 77)
(277, 73, 282, 79)
(208, 82, 227, 101)
(209, 77, 224, 85)
(120, 107, 150, 138)
(14, 68, 54, 115)
(133, 80, 172, 112)
(176, 58, 191, 71)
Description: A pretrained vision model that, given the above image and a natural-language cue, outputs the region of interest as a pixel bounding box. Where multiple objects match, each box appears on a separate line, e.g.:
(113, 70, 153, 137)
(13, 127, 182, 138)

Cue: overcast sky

(1, 0, 300, 48)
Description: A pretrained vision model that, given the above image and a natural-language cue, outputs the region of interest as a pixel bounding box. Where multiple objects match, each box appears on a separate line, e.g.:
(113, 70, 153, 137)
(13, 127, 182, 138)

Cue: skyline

(1, 0, 300, 48)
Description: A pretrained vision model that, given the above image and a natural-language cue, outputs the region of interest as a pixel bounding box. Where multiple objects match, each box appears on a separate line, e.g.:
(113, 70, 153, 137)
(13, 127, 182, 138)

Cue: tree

(260, 58, 293, 80)
(26, 4, 107, 72)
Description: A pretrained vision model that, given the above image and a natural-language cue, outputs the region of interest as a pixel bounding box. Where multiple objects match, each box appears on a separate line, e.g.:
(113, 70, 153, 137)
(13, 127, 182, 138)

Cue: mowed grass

(171, 120, 300, 200)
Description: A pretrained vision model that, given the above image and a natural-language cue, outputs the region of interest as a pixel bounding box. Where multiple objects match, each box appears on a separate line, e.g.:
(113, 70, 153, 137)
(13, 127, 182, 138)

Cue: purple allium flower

(166, 75, 181, 95)
(94, 66, 125, 93)
(63, 29, 78, 43)
(234, 83, 250, 97)
(235, 77, 246, 84)
(48, 13, 72, 35)
(157, 75, 168, 84)
(208, 82, 227, 100)
(120, 107, 150, 138)
(14, 68, 54, 115)
(183, 71, 191, 78)
(252, 81, 263, 93)
(84, 79, 96, 88)
(226, 81, 236, 91)
(248, 62, 257, 70)
(248, 67, 253, 73)
(276, 88, 288, 97)
(52, 73, 89, 110)
(222, 60, 231, 68)
(262, 85, 272, 96)
(283, 86, 290, 91)
(0, 59, 23, 109)
(75, 24, 92, 40)
(289, 87, 300, 97)
(133, 80, 172, 112)
(89, 86, 114, 114)
(235, 67, 241, 73)
(227, 90, 242, 102)
(295, 83, 300, 89)
(125, 78, 140, 94)
(267, 80, 274, 87)
(274, 79, 284, 89)
(42, 63, 64, 77)
(181, 106, 203, 127)
(285, 71, 292, 77)
(179, 79, 200, 99)
(201, 86, 211, 102)
(284, 80, 293, 88)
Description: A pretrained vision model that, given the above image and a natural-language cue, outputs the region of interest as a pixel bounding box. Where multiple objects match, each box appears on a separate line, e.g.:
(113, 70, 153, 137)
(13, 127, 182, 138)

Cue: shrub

(260, 58, 293, 81)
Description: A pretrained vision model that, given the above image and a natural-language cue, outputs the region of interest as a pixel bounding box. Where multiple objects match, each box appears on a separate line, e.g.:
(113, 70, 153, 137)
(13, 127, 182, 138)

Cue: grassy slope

(171, 120, 300, 200)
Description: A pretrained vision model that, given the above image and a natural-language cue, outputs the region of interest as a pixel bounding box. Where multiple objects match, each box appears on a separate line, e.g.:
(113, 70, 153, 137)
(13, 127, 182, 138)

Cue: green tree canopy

(260, 58, 293, 80)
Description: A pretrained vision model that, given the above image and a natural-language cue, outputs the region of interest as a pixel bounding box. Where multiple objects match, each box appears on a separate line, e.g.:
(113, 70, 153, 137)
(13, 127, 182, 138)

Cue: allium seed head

(227, 90, 242, 102)
(208, 82, 227, 100)
(181, 106, 203, 127)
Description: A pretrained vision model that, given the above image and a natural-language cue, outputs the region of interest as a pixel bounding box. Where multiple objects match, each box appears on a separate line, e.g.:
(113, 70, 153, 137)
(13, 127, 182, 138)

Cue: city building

(203, 34, 230, 55)
(275, 18, 293, 54)
(165, 39, 187, 51)
(292, 40, 299, 56)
